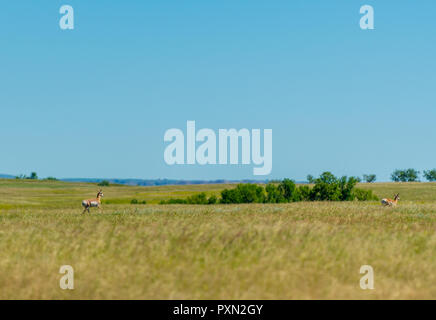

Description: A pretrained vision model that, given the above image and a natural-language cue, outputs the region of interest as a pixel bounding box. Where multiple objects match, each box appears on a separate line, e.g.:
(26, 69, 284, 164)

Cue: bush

(45, 177, 58, 181)
(160, 198, 187, 204)
(309, 172, 342, 201)
(207, 195, 218, 205)
(221, 184, 265, 204)
(353, 188, 378, 201)
(338, 176, 360, 201)
(391, 169, 420, 182)
(363, 174, 376, 183)
(309, 172, 361, 201)
(131, 199, 147, 205)
(298, 185, 311, 201)
(220, 188, 242, 204)
(278, 179, 301, 202)
(162, 174, 377, 205)
(160, 193, 216, 205)
(423, 169, 436, 182)
(186, 192, 208, 205)
(265, 183, 286, 203)
(98, 180, 110, 187)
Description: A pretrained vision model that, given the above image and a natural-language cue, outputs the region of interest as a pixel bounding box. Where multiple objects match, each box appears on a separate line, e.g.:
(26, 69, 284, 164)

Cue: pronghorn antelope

(82, 190, 104, 213)
(381, 193, 400, 207)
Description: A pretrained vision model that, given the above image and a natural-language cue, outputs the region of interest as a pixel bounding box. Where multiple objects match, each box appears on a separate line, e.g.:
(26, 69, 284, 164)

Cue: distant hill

(0, 174, 16, 179)
(0, 174, 304, 186)
(61, 178, 270, 186)
(0, 174, 271, 186)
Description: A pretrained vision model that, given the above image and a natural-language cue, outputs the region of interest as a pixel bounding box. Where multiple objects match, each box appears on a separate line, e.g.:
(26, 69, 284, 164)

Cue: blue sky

(1, 1, 435, 181)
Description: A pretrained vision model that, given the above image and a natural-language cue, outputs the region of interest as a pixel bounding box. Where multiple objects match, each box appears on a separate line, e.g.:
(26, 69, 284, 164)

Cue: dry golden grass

(0, 179, 436, 299)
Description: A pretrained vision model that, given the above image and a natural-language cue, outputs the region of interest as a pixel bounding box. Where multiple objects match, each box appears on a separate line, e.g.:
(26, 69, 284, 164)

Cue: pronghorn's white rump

(82, 190, 104, 213)
(381, 193, 400, 207)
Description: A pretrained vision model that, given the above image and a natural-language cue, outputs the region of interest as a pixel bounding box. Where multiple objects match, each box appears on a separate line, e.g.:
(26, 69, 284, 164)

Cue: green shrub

(278, 179, 301, 202)
(220, 188, 242, 204)
(298, 185, 311, 201)
(159, 193, 217, 205)
(265, 183, 286, 203)
(207, 195, 218, 204)
(309, 172, 342, 201)
(162, 174, 377, 205)
(221, 184, 265, 204)
(186, 192, 208, 205)
(164, 199, 188, 204)
(353, 188, 378, 201)
(338, 176, 360, 201)
(309, 172, 361, 201)
(130, 199, 147, 205)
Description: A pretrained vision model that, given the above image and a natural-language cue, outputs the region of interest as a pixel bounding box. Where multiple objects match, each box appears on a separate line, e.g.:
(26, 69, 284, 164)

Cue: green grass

(0, 179, 436, 299)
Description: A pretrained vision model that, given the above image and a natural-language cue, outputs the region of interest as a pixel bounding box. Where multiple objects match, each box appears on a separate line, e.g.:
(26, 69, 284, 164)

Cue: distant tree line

(423, 169, 436, 181)
(391, 169, 420, 182)
(160, 172, 378, 205)
(390, 168, 436, 182)
(15, 172, 38, 180)
(11, 168, 436, 192)
(310, 173, 377, 184)
(362, 174, 376, 183)
(311, 169, 436, 183)
(15, 172, 58, 181)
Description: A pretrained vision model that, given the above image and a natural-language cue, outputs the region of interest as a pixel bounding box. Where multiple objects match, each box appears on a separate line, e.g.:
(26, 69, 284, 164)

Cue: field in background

(0, 179, 436, 299)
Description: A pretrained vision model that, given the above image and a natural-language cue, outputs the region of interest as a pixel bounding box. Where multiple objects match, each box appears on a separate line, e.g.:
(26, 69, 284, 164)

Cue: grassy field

(1, 179, 436, 299)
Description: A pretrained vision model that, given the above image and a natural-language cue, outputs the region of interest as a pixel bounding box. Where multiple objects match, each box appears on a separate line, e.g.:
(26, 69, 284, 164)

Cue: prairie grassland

(0, 179, 436, 299)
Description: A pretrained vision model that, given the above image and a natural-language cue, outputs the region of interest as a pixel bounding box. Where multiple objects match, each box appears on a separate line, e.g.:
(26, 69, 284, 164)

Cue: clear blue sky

(1, 1, 435, 181)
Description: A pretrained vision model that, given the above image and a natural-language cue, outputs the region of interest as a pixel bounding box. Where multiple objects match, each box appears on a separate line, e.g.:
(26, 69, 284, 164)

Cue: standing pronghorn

(381, 193, 400, 207)
(82, 190, 104, 213)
